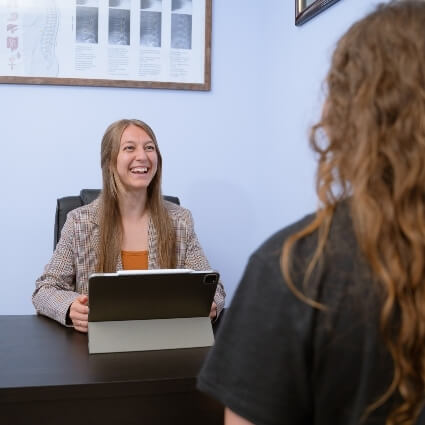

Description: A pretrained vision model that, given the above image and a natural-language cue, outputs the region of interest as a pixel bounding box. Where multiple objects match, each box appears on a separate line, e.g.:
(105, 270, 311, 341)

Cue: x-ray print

(109, 0, 131, 8)
(172, 0, 192, 14)
(109, 8, 130, 45)
(171, 13, 191, 49)
(76, 6, 98, 43)
(76, 0, 99, 6)
(141, 0, 162, 11)
(140, 11, 161, 47)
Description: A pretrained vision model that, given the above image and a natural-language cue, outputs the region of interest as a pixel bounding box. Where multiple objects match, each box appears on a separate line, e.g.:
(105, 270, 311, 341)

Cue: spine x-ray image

(109, 8, 130, 45)
(171, 13, 191, 49)
(76, 6, 99, 44)
(140, 11, 161, 47)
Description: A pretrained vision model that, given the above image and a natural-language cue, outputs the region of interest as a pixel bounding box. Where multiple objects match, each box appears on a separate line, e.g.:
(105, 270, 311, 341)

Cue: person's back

(200, 201, 396, 424)
(198, 1, 425, 424)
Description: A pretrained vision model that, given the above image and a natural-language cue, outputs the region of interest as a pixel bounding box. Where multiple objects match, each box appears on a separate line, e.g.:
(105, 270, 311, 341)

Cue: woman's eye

(145, 145, 155, 151)
(124, 145, 134, 151)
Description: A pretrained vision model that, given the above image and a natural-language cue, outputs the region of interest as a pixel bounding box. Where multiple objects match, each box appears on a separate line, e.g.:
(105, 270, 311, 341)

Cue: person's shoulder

(164, 200, 192, 221)
(66, 197, 100, 224)
(253, 210, 317, 262)
(254, 201, 352, 261)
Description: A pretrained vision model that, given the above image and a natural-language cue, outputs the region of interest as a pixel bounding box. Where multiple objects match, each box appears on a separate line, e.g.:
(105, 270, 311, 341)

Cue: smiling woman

(32, 118, 226, 332)
(295, 0, 342, 26)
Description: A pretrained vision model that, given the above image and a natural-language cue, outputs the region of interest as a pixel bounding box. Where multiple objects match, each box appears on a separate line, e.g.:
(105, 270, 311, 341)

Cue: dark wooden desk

(0, 315, 223, 425)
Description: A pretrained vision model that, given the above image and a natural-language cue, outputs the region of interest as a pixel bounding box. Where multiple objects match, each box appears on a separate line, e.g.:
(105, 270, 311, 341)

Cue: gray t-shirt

(198, 203, 396, 425)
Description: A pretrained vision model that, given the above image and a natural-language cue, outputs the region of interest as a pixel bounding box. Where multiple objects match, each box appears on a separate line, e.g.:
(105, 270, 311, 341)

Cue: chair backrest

(54, 189, 180, 250)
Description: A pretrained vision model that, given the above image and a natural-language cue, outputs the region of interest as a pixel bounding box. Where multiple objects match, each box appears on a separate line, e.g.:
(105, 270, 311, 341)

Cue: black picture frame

(295, 0, 342, 26)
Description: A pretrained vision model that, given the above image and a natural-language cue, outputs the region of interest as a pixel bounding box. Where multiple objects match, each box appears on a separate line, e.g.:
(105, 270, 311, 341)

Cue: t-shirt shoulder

(253, 201, 353, 265)
(253, 210, 317, 263)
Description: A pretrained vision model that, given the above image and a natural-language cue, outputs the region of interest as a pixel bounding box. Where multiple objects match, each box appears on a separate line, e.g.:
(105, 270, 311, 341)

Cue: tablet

(88, 269, 219, 322)
(87, 269, 219, 353)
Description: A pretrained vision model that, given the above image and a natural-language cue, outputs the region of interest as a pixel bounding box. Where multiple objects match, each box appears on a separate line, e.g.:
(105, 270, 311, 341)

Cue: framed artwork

(0, 0, 211, 90)
(295, 0, 342, 26)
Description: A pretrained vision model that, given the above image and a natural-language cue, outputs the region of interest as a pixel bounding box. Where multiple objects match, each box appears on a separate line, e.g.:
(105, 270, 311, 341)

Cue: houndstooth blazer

(33, 198, 225, 325)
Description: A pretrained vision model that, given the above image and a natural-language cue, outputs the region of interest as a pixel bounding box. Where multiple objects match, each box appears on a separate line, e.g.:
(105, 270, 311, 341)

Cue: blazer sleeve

(182, 209, 226, 317)
(32, 213, 81, 326)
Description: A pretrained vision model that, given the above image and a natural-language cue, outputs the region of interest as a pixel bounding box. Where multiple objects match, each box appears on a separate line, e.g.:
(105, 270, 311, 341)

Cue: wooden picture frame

(295, 0, 341, 26)
(0, 0, 211, 90)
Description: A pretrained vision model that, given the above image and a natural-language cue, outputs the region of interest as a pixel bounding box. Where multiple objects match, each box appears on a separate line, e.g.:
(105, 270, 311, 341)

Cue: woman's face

(115, 124, 158, 194)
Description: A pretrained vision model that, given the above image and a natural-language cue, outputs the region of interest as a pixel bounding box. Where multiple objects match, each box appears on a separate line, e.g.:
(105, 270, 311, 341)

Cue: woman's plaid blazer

(33, 198, 225, 325)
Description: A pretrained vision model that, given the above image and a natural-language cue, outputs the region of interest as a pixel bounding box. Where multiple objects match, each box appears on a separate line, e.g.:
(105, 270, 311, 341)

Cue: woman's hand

(69, 295, 89, 333)
(209, 301, 217, 320)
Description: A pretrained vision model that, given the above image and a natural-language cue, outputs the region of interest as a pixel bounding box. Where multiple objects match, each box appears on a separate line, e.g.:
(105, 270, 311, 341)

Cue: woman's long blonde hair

(96, 119, 176, 272)
(282, 1, 425, 424)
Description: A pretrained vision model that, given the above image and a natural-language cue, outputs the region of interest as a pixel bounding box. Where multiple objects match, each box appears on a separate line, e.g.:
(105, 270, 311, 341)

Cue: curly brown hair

(282, 1, 425, 424)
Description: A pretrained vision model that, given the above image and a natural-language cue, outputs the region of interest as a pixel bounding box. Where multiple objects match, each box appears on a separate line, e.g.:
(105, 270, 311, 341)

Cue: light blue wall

(0, 0, 384, 314)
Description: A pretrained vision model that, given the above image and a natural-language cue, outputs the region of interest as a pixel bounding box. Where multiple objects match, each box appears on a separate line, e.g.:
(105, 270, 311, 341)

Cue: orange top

(121, 250, 148, 270)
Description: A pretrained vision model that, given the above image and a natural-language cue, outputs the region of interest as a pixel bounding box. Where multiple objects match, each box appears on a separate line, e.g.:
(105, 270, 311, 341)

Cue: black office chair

(54, 189, 180, 250)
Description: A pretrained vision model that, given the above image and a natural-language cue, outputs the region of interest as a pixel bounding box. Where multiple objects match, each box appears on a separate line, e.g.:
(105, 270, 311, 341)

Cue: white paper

(0, 0, 206, 84)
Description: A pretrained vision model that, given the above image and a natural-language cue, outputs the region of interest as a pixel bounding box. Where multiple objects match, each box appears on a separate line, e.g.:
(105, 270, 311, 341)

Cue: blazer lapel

(148, 215, 159, 269)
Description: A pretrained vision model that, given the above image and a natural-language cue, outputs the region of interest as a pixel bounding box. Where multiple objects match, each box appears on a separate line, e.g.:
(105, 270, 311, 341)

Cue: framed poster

(0, 0, 211, 90)
(295, 0, 341, 26)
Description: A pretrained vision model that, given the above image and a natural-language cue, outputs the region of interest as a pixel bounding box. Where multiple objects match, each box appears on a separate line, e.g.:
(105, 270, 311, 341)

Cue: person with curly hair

(198, 1, 425, 424)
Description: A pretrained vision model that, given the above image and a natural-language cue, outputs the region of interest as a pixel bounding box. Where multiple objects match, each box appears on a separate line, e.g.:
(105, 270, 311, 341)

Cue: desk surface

(0, 315, 222, 425)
